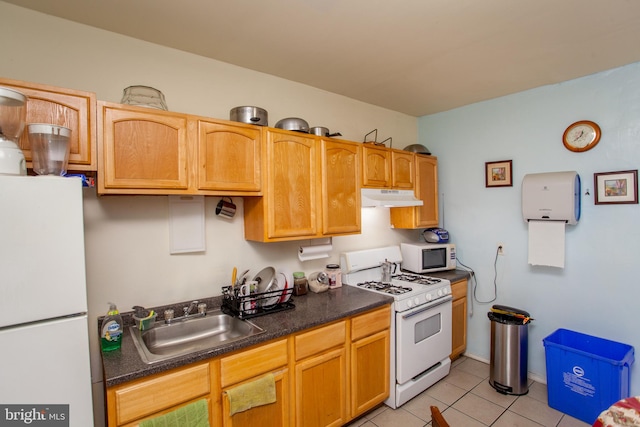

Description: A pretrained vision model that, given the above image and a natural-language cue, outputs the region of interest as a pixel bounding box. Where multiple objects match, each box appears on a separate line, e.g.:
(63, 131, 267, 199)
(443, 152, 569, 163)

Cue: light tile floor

(347, 356, 592, 427)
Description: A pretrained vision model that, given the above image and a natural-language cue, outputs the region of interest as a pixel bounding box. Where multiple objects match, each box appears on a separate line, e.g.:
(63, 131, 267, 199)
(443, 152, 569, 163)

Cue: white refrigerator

(0, 175, 94, 426)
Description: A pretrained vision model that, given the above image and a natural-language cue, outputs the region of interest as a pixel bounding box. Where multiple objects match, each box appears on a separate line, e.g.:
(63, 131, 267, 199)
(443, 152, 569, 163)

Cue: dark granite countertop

(427, 269, 472, 283)
(102, 285, 393, 387)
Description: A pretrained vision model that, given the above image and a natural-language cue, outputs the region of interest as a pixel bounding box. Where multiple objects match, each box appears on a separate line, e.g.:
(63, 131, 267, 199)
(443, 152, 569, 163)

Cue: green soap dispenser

(101, 302, 123, 352)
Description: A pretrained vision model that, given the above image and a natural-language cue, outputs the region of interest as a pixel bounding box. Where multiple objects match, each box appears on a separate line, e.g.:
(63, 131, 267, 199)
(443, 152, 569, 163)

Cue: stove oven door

(395, 296, 452, 385)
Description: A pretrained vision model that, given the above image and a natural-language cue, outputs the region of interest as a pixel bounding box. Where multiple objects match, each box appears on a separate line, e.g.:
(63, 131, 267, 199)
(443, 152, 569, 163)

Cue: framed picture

(485, 160, 513, 187)
(594, 170, 638, 205)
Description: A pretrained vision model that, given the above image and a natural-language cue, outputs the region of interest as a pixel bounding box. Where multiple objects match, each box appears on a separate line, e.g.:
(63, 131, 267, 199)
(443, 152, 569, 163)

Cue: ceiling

(5, 0, 640, 116)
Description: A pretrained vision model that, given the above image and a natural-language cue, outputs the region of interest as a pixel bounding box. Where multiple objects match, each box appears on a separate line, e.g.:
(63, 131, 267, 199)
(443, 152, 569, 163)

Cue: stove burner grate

(393, 274, 442, 286)
(357, 281, 412, 294)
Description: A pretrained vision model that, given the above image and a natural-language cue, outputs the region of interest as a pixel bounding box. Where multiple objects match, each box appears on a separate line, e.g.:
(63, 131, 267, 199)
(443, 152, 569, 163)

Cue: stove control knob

(426, 294, 432, 301)
(437, 289, 443, 297)
(407, 299, 413, 308)
(414, 297, 420, 306)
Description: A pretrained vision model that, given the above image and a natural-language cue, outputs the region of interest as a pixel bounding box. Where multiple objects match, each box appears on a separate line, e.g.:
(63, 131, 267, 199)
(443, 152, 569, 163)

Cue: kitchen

(2, 1, 640, 427)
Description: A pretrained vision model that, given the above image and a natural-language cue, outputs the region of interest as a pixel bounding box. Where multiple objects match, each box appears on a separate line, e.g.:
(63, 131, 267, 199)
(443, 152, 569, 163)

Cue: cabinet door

(0, 78, 96, 171)
(414, 155, 439, 227)
(107, 362, 211, 426)
(450, 279, 468, 360)
(391, 150, 415, 189)
(321, 139, 361, 235)
(222, 369, 290, 427)
(99, 102, 190, 193)
(295, 347, 347, 427)
(351, 330, 390, 417)
(266, 129, 318, 239)
(362, 145, 390, 188)
(197, 120, 261, 192)
(390, 155, 439, 229)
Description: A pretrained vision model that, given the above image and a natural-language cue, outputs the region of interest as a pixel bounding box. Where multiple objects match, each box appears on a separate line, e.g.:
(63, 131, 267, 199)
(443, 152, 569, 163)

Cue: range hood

(361, 188, 423, 207)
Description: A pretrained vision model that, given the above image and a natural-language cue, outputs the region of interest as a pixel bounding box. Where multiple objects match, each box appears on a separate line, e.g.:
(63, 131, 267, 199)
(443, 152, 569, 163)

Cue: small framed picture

(594, 170, 638, 205)
(485, 160, 513, 187)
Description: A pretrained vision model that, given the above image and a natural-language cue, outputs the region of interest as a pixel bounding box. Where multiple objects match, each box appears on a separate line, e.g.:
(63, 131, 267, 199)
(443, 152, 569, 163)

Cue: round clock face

(563, 121, 601, 152)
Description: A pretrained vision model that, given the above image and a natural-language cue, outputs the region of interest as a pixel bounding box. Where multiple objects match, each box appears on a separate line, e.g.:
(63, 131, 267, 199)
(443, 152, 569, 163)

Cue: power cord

(455, 247, 499, 316)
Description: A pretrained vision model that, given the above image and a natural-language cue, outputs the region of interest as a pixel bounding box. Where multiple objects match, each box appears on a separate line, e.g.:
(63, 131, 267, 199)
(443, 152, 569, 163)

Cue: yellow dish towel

(139, 399, 209, 427)
(226, 373, 277, 416)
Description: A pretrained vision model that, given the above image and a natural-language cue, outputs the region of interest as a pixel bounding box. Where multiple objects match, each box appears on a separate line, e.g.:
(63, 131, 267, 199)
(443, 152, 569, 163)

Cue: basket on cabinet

(221, 285, 294, 319)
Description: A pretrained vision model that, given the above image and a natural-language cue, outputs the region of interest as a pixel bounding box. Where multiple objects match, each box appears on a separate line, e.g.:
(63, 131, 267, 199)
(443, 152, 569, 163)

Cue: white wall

(0, 3, 419, 425)
(419, 62, 640, 393)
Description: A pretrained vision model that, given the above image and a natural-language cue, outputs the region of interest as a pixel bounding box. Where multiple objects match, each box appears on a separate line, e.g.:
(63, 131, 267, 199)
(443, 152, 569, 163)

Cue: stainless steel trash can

(488, 305, 533, 395)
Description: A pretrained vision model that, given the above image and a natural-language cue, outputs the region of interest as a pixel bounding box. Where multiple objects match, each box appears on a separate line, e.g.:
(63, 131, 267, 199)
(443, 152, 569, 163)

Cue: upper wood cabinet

(362, 144, 415, 190)
(98, 101, 191, 194)
(244, 129, 361, 242)
(390, 154, 439, 229)
(361, 144, 391, 188)
(197, 119, 261, 192)
(244, 128, 317, 241)
(391, 149, 415, 189)
(0, 77, 97, 171)
(97, 101, 262, 196)
(320, 138, 361, 236)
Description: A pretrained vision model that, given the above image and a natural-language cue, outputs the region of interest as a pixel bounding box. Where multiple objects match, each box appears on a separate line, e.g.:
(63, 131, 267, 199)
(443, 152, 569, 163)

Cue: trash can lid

(488, 305, 534, 324)
(492, 304, 530, 318)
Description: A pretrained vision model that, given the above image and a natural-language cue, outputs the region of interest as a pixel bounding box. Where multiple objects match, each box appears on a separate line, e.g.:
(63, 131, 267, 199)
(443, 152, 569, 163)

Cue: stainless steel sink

(130, 310, 264, 364)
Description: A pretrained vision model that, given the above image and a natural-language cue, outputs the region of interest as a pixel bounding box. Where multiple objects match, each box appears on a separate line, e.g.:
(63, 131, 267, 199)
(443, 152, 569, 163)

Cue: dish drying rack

(221, 285, 295, 319)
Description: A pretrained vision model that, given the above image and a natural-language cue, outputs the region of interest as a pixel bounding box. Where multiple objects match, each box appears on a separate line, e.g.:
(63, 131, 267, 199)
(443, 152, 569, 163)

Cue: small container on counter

(293, 272, 308, 296)
(325, 264, 342, 289)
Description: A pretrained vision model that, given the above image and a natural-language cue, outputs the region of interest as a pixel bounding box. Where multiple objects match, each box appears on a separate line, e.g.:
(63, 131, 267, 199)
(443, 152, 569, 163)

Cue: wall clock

(563, 120, 601, 152)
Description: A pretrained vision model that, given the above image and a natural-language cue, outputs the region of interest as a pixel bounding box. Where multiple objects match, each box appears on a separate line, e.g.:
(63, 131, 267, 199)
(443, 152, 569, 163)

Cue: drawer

(295, 320, 346, 361)
(113, 362, 210, 425)
(450, 279, 467, 301)
(351, 305, 391, 341)
(220, 339, 288, 387)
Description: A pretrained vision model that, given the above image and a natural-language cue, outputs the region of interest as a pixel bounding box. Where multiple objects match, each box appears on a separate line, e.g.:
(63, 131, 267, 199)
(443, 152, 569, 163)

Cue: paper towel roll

(298, 244, 332, 262)
(528, 220, 566, 268)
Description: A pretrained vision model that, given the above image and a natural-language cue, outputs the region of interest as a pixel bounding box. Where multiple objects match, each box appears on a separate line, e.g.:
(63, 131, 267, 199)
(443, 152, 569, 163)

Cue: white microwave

(400, 242, 456, 274)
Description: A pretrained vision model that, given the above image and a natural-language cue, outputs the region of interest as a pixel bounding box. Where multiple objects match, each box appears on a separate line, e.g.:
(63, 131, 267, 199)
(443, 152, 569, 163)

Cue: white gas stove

(341, 246, 452, 312)
(340, 245, 453, 408)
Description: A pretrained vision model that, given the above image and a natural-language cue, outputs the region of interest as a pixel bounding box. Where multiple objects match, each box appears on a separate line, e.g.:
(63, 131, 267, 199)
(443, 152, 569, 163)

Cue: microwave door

(423, 248, 447, 270)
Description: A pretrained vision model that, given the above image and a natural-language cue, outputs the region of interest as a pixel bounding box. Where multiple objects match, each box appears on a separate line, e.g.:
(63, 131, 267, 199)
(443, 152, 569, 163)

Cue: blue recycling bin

(543, 328, 634, 424)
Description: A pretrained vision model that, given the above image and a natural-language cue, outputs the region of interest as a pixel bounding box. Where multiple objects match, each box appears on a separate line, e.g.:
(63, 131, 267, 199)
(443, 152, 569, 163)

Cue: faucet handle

(198, 303, 207, 314)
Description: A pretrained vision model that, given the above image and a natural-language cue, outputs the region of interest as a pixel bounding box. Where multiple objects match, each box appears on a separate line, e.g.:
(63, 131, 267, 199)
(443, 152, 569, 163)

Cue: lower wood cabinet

(350, 307, 390, 417)
(105, 362, 214, 427)
(220, 339, 289, 427)
(295, 347, 347, 427)
(450, 279, 468, 360)
(105, 305, 391, 427)
(294, 321, 347, 427)
(221, 369, 290, 427)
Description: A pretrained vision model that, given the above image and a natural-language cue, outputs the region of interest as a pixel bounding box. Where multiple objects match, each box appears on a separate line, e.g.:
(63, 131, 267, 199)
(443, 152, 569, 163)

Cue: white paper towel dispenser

(522, 171, 581, 225)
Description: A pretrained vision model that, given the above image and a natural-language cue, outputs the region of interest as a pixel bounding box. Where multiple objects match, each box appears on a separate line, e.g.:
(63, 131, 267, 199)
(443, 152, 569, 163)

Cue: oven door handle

(401, 295, 452, 319)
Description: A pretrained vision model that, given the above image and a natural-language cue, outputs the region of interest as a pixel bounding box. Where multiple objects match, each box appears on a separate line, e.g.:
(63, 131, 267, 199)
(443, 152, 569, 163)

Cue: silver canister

(229, 106, 268, 126)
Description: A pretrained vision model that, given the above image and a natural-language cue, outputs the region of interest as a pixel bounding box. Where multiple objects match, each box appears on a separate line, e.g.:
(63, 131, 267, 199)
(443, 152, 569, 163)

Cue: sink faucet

(164, 300, 206, 324)
(184, 300, 199, 317)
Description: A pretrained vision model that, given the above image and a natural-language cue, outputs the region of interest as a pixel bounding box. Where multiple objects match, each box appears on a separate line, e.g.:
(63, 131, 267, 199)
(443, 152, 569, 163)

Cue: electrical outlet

(497, 243, 505, 255)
